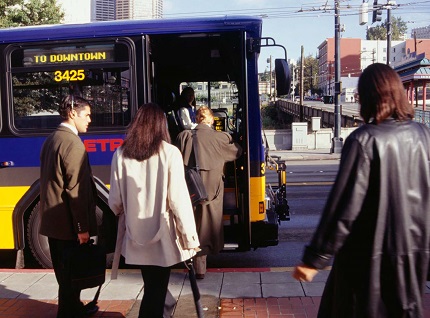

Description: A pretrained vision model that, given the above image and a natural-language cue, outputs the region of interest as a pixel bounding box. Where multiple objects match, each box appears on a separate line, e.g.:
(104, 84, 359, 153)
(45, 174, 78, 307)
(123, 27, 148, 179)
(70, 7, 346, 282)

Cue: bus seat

(162, 91, 183, 139)
(174, 108, 186, 131)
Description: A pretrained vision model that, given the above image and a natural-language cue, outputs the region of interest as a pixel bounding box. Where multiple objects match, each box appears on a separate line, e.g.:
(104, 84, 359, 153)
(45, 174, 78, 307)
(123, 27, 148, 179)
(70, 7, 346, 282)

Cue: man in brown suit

(176, 106, 242, 279)
(39, 95, 98, 318)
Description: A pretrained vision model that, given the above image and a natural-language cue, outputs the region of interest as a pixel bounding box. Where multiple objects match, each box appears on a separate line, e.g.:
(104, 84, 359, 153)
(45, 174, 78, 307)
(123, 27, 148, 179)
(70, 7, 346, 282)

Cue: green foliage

(259, 71, 270, 82)
(12, 72, 61, 116)
(366, 16, 408, 40)
(261, 104, 289, 129)
(0, 0, 64, 28)
(296, 55, 319, 95)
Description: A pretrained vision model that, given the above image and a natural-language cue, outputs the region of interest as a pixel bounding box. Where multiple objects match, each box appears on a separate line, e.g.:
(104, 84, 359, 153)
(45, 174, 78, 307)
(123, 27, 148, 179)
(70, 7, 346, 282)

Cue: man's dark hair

(59, 95, 91, 119)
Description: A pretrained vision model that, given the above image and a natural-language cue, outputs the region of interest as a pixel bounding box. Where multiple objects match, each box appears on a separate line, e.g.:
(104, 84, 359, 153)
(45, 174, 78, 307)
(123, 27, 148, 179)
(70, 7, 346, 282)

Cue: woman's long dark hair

(121, 103, 171, 161)
(358, 63, 413, 124)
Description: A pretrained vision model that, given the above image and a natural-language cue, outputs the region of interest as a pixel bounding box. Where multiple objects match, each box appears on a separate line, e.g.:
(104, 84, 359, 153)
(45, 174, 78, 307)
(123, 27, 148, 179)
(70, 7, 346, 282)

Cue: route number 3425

(54, 69, 85, 82)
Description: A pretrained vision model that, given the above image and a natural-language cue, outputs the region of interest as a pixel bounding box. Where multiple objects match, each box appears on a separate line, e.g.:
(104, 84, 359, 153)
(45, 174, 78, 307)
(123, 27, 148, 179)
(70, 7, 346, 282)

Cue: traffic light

(372, 0, 382, 23)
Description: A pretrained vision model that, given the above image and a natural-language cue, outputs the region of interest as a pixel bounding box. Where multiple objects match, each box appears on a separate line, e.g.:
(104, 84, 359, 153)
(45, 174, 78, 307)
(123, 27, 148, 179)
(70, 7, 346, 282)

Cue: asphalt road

(206, 159, 339, 268)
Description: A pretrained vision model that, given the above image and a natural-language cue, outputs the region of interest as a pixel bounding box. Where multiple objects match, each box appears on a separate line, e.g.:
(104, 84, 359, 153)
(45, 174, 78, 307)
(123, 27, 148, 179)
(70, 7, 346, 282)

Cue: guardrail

(414, 109, 430, 128)
(276, 100, 363, 128)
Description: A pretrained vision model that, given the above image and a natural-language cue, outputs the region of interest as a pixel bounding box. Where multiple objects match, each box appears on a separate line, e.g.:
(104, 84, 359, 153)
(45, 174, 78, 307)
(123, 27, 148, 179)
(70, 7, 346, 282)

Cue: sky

(163, 0, 430, 71)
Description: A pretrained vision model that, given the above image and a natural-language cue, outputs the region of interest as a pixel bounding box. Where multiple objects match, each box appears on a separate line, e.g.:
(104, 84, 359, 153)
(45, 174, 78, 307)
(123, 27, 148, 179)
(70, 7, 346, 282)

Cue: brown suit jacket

(39, 125, 97, 240)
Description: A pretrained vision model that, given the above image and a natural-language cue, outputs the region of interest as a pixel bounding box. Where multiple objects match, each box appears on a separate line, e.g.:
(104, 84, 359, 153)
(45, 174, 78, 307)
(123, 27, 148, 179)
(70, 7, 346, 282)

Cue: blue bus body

(0, 16, 283, 268)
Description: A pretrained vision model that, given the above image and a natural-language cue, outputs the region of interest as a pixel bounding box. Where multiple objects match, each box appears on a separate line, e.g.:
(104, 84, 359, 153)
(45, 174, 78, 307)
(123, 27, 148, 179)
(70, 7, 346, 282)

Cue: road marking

(269, 181, 334, 186)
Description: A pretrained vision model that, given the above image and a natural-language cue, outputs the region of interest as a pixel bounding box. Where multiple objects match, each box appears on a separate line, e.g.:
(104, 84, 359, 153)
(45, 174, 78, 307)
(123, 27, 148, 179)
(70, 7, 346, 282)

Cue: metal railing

(414, 109, 430, 128)
(276, 100, 363, 128)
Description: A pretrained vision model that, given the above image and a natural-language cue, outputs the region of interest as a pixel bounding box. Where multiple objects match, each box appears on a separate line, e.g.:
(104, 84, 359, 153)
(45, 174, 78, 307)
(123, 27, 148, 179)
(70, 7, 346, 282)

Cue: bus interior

(148, 31, 249, 249)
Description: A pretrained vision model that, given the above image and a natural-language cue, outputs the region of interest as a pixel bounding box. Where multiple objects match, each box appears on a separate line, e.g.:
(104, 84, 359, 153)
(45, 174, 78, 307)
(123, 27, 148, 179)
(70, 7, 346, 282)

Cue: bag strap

(86, 285, 102, 307)
(191, 130, 200, 173)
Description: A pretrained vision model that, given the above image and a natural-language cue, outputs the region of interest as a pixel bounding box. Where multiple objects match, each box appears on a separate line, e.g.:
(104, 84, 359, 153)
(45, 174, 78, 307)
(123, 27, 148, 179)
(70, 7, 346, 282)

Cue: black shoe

(83, 303, 99, 316)
(195, 274, 205, 279)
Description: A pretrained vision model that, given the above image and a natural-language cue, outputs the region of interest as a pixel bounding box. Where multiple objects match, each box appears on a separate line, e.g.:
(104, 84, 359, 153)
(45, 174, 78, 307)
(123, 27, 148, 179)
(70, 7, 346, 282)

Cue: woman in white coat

(109, 103, 200, 318)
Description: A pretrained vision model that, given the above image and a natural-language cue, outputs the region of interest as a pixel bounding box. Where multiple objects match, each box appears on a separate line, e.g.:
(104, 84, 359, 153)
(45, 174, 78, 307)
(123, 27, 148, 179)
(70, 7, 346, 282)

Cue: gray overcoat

(176, 124, 242, 255)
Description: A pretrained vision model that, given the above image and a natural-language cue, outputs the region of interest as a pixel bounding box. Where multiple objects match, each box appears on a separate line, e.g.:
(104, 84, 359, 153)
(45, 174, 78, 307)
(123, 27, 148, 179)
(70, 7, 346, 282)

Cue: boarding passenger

(177, 87, 197, 130)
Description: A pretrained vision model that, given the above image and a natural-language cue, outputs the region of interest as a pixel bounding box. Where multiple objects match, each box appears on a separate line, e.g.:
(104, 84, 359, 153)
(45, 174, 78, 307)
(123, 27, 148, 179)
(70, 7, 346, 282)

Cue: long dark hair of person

(121, 103, 171, 161)
(358, 63, 413, 124)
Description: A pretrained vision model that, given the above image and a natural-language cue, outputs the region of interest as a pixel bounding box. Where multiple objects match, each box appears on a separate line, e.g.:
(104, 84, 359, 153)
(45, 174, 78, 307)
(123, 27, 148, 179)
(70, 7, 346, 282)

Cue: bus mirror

(275, 59, 291, 97)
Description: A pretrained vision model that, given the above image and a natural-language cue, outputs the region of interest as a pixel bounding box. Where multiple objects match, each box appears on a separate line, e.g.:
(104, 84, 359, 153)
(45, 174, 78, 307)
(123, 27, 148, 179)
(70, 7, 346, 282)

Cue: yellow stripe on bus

(0, 186, 29, 248)
(250, 176, 266, 222)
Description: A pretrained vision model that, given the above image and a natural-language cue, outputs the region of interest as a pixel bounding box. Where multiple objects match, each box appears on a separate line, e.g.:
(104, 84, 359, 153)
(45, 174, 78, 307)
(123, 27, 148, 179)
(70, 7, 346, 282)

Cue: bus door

(147, 31, 250, 251)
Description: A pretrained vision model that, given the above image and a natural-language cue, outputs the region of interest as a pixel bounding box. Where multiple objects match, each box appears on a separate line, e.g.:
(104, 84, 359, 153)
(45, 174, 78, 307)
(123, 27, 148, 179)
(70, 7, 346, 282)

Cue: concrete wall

(264, 126, 358, 150)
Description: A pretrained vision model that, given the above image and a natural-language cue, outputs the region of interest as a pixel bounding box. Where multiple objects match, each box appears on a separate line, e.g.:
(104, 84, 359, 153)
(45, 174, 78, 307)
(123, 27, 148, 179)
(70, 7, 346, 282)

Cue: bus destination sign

(22, 44, 115, 67)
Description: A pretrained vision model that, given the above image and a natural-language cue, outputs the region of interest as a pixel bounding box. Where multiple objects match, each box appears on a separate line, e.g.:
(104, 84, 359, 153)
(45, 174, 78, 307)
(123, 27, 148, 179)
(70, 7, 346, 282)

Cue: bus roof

(0, 16, 262, 44)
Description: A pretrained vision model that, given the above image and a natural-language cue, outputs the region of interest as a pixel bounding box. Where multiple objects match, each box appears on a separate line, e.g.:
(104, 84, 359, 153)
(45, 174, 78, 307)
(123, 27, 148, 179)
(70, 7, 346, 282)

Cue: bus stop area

(0, 267, 429, 318)
(1, 149, 429, 317)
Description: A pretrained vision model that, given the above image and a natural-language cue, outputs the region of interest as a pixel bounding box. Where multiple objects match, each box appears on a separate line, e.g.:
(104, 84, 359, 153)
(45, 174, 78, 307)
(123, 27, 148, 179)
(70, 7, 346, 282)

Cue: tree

(366, 16, 408, 40)
(297, 55, 319, 95)
(0, 0, 64, 28)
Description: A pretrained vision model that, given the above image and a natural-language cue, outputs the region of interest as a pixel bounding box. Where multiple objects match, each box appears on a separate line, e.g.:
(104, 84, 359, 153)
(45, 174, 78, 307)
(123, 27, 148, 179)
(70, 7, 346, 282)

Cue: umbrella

(185, 259, 204, 318)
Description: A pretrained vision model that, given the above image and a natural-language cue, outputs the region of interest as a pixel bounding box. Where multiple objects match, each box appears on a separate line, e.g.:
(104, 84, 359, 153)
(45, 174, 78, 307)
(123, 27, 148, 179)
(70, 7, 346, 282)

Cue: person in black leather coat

(293, 63, 430, 318)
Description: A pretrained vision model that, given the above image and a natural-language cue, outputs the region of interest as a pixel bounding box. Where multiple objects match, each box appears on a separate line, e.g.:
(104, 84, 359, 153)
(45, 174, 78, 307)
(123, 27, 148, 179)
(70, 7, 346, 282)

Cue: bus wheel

(27, 202, 52, 268)
(27, 202, 114, 269)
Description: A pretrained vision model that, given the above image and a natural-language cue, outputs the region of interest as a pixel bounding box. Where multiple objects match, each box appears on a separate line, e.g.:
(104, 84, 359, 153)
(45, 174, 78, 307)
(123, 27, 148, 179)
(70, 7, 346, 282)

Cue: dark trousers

(48, 237, 84, 318)
(139, 265, 171, 318)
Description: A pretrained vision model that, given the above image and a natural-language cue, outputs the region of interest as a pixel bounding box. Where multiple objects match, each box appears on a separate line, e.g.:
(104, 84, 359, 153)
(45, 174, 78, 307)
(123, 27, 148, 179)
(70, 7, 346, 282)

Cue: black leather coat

(302, 119, 430, 318)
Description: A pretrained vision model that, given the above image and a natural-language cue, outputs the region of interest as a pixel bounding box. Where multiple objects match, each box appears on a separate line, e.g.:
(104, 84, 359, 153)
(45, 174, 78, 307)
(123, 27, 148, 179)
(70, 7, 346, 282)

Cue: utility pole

(300, 46, 304, 121)
(267, 56, 272, 100)
(386, 6, 391, 65)
(332, 0, 343, 153)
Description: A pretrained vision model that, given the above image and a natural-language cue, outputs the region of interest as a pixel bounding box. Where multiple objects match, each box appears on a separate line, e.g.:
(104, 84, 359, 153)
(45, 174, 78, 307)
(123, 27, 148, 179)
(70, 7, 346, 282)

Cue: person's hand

(292, 263, 318, 282)
(77, 232, 90, 244)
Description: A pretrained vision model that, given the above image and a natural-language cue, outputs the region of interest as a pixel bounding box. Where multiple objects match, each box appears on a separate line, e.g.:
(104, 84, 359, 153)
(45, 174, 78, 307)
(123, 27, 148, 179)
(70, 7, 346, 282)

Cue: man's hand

(292, 263, 319, 282)
(78, 232, 90, 244)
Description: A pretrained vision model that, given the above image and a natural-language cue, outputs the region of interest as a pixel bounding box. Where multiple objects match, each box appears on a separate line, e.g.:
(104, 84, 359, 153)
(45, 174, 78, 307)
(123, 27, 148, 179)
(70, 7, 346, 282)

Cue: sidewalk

(269, 148, 341, 162)
(0, 268, 429, 317)
(1, 148, 427, 318)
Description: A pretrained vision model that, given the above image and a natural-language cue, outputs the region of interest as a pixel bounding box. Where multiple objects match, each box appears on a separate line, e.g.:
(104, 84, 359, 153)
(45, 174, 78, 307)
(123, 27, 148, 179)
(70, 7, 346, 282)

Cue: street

(303, 100, 360, 117)
(207, 159, 340, 268)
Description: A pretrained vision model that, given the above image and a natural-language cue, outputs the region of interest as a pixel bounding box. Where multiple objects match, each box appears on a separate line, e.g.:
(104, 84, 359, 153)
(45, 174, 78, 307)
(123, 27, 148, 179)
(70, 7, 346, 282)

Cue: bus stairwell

(266, 154, 290, 224)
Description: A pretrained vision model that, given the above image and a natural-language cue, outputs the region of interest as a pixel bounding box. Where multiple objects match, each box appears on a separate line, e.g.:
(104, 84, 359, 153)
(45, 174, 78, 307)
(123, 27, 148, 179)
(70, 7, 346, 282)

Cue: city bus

(0, 16, 291, 268)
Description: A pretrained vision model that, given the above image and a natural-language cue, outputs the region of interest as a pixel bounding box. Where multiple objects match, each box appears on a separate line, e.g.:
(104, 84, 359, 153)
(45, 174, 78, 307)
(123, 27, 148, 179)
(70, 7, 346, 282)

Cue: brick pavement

(1, 294, 430, 317)
(219, 294, 430, 318)
(0, 298, 134, 318)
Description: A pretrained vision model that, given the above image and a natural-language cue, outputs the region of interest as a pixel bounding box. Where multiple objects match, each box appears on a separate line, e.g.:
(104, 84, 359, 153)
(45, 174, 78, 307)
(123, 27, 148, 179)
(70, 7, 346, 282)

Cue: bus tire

(27, 202, 51, 268)
(27, 202, 114, 269)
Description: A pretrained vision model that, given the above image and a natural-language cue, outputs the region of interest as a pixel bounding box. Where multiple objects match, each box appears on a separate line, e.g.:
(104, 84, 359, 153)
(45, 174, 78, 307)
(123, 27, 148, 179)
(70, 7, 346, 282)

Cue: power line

(163, 0, 430, 21)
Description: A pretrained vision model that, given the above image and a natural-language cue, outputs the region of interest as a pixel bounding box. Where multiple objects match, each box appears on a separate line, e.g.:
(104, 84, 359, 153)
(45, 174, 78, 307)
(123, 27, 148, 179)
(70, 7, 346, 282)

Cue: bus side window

(14, 114, 62, 130)
(9, 41, 133, 133)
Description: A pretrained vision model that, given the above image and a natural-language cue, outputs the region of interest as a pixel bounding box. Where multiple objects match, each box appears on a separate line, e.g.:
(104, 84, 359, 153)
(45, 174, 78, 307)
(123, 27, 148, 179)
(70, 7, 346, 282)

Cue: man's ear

(69, 109, 76, 119)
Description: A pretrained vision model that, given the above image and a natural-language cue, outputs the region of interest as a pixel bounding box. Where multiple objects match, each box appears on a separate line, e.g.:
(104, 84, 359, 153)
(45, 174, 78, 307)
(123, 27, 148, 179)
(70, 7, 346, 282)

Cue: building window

(383, 48, 386, 52)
